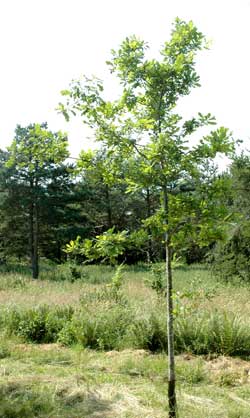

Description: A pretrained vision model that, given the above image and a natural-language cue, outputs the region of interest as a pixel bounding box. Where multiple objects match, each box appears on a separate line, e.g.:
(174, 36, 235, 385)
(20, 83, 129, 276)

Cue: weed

(0, 275, 27, 290)
(0, 344, 11, 359)
(147, 263, 166, 295)
(176, 359, 208, 384)
(218, 370, 241, 387)
(2, 305, 74, 343)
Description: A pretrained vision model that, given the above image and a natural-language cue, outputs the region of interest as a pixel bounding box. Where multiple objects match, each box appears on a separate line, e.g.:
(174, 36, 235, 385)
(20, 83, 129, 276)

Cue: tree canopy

(59, 19, 237, 417)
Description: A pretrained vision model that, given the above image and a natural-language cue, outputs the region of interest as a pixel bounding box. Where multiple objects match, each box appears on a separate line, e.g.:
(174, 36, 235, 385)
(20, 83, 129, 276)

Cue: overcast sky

(0, 0, 249, 162)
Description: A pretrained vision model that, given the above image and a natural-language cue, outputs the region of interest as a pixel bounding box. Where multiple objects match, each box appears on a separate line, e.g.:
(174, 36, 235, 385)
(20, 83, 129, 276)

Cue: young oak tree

(59, 19, 235, 417)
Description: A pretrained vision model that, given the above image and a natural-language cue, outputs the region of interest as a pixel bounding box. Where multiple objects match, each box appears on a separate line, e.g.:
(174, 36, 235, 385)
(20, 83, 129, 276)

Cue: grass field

(0, 262, 250, 417)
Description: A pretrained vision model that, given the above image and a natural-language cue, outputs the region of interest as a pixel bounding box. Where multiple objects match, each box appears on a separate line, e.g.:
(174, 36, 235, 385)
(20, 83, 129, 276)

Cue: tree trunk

(29, 172, 39, 279)
(33, 198, 39, 279)
(166, 240, 176, 417)
(105, 184, 112, 229)
(29, 198, 35, 278)
(146, 188, 153, 263)
(33, 166, 39, 279)
(163, 186, 177, 418)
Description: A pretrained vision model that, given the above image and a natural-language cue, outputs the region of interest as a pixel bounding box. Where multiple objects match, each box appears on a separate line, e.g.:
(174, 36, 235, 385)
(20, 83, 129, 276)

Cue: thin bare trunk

(105, 184, 112, 229)
(163, 186, 177, 418)
(33, 198, 39, 279)
(29, 195, 35, 277)
(33, 166, 39, 279)
(146, 188, 153, 263)
(30, 169, 39, 279)
(166, 240, 176, 417)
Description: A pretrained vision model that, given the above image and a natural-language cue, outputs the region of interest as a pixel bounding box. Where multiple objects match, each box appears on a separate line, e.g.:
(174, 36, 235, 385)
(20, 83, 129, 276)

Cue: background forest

(0, 130, 249, 281)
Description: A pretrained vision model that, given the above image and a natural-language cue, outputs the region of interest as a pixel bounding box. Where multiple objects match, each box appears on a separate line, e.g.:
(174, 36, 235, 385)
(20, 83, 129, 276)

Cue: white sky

(0, 0, 250, 164)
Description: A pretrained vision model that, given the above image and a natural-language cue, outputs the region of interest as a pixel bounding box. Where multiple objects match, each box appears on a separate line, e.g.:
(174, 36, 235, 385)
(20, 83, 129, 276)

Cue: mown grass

(0, 339, 250, 417)
(1, 262, 250, 416)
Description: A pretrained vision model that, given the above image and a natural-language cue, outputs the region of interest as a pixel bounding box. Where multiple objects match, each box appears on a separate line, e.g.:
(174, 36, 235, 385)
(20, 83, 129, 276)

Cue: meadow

(0, 262, 250, 417)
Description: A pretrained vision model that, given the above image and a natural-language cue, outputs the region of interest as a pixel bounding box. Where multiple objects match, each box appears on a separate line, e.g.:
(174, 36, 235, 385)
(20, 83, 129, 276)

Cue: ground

(1, 342, 250, 417)
(0, 263, 250, 417)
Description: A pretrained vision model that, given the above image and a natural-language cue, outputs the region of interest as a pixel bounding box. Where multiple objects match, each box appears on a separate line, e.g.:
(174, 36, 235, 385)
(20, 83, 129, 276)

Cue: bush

(59, 304, 133, 350)
(2, 305, 74, 343)
(0, 343, 11, 359)
(40, 263, 90, 283)
(2, 301, 250, 357)
(0, 384, 54, 418)
(146, 264, 166, 295)
(213, 222, 250, 282)
(175, 311, 250, 356)
(124, 312, 168, 351)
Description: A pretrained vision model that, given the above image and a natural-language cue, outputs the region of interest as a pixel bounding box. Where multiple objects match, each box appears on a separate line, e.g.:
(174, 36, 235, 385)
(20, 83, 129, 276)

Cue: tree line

(2, 125, 249, 275)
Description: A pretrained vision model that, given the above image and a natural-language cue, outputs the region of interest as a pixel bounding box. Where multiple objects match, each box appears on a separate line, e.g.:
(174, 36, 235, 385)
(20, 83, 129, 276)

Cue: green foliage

(124, 311, 168, 351)
(7, 123, 69, 170)
(213, 222, 250, 281)
(218, 370, 241, 387)
(175, 311, 250, 356)
(0, 274, 27, 290)
(147, 263, 166, 295)
(3, 305, 74, 343)
(64, 228, 149, 265)
(94, 228, 128, 264)
(176, 359, 207, 384)
(38, 263, 90, 282)
(63, 236, 82, 258)
(105, 263, 126, 303)
(1, 279, 250, 356)
(58, 304, 133, 350)
(213, 154, 250, 281)
(0, 124, 86, 276)
(0, 342, 11, 359)
(0, 384, 54, 418)
(59, 18, 235, 268)
(68, 265, 82, 281)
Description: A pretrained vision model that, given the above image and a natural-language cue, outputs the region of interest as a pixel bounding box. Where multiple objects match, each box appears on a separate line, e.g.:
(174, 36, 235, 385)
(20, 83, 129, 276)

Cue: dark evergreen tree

(213, 153, 250, 280)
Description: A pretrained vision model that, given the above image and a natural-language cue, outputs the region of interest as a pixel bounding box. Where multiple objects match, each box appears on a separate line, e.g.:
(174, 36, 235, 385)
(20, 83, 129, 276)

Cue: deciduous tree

(59, 19, 235, 416)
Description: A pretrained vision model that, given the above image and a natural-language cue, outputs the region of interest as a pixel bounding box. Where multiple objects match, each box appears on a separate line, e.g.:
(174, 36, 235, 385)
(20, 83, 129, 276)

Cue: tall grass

(1, 262, 250, 357)
(1, 302, 250, 356)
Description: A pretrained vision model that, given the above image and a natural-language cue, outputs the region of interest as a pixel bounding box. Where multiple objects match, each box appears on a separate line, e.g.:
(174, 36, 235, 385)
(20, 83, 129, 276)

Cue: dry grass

(1, 264, 250, 320)
(1, 341, 250, 417)
(0, 279, 96, 307)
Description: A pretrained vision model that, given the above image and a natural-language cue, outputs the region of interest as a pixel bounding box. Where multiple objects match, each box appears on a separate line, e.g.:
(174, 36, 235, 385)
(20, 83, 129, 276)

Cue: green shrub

(2, 305, 74, 343)
(59, 304, 133, 350)
(0, 344, 11, 359)
(146, 264, 166, 295)
(213, 222, 250, 282)
(2, 299, 250, 357)
(44, 306, 74, 342)
(40, 263, 90, 283)
(176, 359, 207, 384)
(124, 312, 168, 351)
(175, 311, 250, 356)
(0, 384, 54, 418)
(57, 321, 77, 346)
(218, 370, 240, 387)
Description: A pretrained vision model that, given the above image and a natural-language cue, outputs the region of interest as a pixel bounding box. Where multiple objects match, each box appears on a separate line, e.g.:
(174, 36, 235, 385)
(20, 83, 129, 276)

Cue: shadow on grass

(0, 381, 113, 418)
(174, 263, 210, 272)
(0, 258, 57, 278)
(0, 263, 31, 276)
